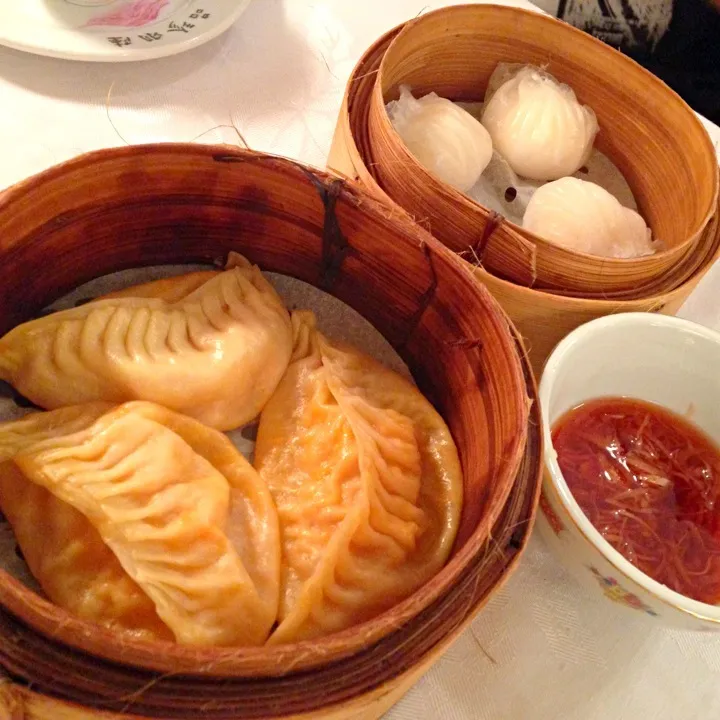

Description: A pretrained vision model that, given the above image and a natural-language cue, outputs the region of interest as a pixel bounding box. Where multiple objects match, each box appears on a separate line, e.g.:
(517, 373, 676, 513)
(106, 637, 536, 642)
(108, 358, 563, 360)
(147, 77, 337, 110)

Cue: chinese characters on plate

(105, 7, 211, 47)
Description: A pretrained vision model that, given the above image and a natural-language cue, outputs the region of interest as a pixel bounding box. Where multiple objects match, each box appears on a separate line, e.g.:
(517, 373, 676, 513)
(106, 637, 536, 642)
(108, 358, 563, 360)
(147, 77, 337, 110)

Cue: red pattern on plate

(84, 0, 170, 28)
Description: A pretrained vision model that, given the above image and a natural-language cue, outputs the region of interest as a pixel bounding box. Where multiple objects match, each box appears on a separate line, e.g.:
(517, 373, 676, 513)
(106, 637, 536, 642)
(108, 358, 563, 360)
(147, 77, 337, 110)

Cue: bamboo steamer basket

(328, 13, 720, 376)
(0, 144, 542, 719)
(360, 4, 718, 297)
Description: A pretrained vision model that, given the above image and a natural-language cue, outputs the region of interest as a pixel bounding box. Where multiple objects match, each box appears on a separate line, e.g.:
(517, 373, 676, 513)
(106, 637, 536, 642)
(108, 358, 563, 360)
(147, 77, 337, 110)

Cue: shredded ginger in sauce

(553, 397, 720, 604)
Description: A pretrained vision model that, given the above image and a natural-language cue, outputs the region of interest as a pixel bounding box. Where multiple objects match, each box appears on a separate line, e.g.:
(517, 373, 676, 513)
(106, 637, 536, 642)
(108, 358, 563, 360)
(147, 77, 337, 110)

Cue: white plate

(0, 0, 252, 62)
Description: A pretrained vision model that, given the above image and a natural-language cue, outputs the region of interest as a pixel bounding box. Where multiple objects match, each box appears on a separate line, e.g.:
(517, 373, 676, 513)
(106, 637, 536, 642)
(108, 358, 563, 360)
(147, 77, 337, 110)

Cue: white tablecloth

(1, 2, 720, 719)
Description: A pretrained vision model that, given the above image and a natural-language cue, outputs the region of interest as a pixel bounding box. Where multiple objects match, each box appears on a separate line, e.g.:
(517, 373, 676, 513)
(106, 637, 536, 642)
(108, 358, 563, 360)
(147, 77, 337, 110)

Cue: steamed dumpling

(0, 256, 292, 431)
(100, 270, 220, 303)
(0, 402, 280, 645)
(255, 311, 463, 644)
(481, 64, 598, 181)
(388, 85, 493, 192)
(523, 177, 654, 258)
(0, 455, 174, 643)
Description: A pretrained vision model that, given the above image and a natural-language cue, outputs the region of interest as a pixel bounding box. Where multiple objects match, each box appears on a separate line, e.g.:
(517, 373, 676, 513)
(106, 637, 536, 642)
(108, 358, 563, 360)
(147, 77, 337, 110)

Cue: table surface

(2, 2, 720, 719)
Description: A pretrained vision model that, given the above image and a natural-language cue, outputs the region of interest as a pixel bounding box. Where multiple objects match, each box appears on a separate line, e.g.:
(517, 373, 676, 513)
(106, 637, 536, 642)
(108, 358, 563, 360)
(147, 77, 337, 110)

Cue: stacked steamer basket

(328, 4, 720, 376)
(0, 144, 541, 720)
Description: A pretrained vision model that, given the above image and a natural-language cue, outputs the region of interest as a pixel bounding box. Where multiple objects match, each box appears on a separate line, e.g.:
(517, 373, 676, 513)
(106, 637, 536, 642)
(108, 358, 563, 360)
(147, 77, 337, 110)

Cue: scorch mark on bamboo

(300, 170, 357, 290)
(398, 240, 438, 351)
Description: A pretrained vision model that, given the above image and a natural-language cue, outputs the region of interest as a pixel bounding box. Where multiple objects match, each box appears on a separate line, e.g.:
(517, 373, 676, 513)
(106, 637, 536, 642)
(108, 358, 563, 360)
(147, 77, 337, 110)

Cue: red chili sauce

(552, 397, 720, 604)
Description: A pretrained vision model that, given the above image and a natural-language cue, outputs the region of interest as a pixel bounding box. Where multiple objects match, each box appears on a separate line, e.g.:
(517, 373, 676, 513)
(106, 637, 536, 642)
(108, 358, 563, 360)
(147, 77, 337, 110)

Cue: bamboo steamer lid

(0, 144, 542, 719)
(359, 4, 718, 297)
(328, 11, 720, 376)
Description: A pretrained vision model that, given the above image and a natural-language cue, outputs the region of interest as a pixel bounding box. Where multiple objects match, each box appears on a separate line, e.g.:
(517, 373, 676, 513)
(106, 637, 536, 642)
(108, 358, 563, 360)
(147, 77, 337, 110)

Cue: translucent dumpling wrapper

(256, 311, 463, 645)
(387, 85, 493, 193)
(523, 177, 655, 258)
(481, 63, 599, 182)
(0, 402, 280, 646)
(0, 254, 293, 431)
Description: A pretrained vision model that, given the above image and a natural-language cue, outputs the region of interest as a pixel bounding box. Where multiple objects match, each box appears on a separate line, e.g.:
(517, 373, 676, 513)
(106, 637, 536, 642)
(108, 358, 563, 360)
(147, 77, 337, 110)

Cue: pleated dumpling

(100, 270, 221, 303)
(0, 255, 293, 431)
(0, 402, 280, 646)
(255, 311, 463, 644)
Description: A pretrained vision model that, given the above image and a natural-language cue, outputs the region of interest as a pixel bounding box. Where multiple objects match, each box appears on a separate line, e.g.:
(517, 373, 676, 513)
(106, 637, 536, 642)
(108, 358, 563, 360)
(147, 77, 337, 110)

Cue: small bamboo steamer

(328, 13, 720, 376)
(360, 4, 718, 296)
(0, 144, 542, 719)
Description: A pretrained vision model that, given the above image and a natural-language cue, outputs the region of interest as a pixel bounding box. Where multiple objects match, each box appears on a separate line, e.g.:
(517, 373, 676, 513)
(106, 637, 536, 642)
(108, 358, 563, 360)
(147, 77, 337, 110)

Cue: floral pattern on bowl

(539, 491, 565, 536)
(587, 566, 659, 617)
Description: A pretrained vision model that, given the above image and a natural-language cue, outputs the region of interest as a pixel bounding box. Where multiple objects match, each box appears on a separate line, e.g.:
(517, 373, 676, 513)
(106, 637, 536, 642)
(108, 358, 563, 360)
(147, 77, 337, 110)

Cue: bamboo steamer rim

(0, 143, 532, 683)
(369, 4, 719, 294)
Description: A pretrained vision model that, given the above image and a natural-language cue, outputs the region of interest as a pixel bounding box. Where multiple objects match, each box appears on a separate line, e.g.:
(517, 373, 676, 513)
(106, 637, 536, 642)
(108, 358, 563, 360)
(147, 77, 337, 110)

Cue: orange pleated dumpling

(255, 311, 463, 645)
(0, 402, 280, 646)
(0, 255, 292, 431)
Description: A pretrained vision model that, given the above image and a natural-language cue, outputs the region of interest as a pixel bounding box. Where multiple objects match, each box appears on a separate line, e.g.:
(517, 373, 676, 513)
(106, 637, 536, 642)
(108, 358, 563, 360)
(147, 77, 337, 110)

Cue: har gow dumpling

(522, 177, 654, 258)
(255, 311, 463, 644)
(0, 256, 293, 431)
(0, 402, 280, 646)
(481, 64, 599, 182)
(387, 85, 493, 193)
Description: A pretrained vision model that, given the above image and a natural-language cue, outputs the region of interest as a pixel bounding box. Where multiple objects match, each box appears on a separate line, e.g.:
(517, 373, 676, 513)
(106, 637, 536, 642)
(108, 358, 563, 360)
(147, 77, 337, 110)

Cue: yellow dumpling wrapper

(100, 270, 221, 303)
(256, 312, 463, 644)
(0, 256, 293, 431)
(0, 402, 280, 646)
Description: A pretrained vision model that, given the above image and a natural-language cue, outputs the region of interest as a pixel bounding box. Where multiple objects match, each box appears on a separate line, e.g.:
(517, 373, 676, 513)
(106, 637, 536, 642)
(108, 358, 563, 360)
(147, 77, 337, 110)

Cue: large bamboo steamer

(0, 144, 542, 719)
(362, 4, 718, 297)
(327, 12, 720, 377)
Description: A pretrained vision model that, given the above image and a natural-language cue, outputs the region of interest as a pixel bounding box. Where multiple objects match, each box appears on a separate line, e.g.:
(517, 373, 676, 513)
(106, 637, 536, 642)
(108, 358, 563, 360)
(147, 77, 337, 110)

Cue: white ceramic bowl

(538, 312, 720, 629)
